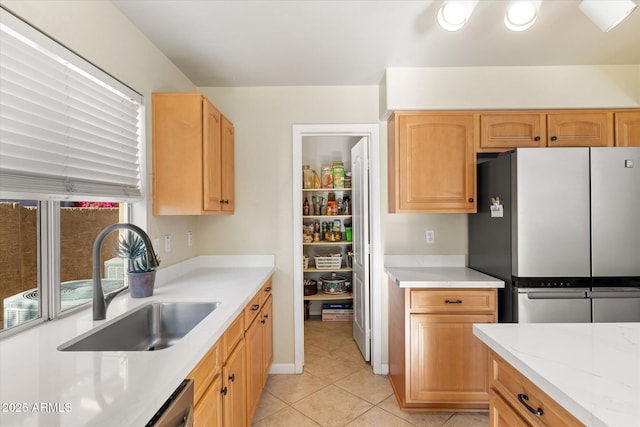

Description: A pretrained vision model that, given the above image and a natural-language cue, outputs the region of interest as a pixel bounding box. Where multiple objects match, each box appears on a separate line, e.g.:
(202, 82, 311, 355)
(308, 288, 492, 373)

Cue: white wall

(381, 65, 640, 119)
(1, 0, 200, 267)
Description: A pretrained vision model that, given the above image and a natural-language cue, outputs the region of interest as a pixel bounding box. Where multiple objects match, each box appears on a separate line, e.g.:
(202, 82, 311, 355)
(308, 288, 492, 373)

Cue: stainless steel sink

(58, 301, 220, 352)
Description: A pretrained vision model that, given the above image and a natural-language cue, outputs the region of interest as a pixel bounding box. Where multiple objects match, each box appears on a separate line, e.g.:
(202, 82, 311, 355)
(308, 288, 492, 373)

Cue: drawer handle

(518, 393, 544, 417)
(251, 304, 260, 311)
(264, 287, 271, 292)
(445, 299, 462, 304)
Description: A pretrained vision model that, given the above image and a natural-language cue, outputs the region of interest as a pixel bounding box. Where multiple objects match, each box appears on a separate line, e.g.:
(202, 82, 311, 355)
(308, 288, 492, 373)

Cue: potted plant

(115, 233, 160, 298)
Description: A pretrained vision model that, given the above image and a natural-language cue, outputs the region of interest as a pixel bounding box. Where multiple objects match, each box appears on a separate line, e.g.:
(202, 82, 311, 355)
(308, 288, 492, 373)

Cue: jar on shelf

(344, 171, 352, 188)
(332, 162, 345, 188)
(321, 165, 333, 188)
(303, 165, 313, 189)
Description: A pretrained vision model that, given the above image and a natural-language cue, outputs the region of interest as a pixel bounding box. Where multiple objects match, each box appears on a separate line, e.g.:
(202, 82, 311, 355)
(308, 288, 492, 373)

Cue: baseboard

(268, 363, 297, 375)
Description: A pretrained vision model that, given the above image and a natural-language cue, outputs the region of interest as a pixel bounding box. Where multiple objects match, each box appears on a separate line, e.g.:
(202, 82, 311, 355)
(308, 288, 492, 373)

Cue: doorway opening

(292, 124, 383, 375)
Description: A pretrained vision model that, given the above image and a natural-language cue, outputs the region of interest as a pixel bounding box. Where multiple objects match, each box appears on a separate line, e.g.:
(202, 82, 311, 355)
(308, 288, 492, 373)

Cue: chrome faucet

(92, 223, 160, 320)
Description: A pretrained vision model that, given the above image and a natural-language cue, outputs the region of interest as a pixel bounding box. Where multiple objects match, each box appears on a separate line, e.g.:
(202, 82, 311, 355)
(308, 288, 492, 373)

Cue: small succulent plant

(115, 233, 160, 273)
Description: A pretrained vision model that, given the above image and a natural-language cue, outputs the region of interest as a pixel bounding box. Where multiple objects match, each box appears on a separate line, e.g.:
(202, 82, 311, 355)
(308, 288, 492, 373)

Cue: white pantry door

(351, 137, 370, 361)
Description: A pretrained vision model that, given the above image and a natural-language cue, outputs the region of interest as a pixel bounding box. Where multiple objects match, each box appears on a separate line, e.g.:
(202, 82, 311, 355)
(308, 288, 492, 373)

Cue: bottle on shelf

(303, 197, 310, 216)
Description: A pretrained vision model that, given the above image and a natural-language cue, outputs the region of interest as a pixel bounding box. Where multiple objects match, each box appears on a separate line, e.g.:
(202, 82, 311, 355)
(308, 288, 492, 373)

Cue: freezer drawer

(517, 289, 591, 323)
(591, 288, 640, 322)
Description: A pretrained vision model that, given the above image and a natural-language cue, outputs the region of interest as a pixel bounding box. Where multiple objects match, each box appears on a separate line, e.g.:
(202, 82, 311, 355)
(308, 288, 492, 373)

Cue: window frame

(0, 6, 144, 337)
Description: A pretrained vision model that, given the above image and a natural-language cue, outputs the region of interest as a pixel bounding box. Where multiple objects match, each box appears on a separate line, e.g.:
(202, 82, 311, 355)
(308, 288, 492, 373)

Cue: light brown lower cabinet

(489, 351, 585, 427)
(193, 374, 223, 427)
(188, 276, 273, 427)
(246, 280, 273, 423)
(223, 338, 247, 426)
(388, 283, 497, 411)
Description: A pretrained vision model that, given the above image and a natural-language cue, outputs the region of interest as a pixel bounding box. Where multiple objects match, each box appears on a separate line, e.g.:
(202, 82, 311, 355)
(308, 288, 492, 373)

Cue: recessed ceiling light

(579, 0, 638, 32)
(504, 1, 541, 32)
(437, 0, 479, 32)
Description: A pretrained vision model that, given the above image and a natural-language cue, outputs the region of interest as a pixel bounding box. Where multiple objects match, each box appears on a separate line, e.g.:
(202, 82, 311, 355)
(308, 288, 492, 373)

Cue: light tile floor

(252, 318, 489, 427)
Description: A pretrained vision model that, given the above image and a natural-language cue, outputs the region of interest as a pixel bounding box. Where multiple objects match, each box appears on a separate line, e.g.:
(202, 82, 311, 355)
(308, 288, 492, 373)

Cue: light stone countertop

(474, 323, 640, 427)
(0, 255, 274, 427)
(384, 255, 505, 288)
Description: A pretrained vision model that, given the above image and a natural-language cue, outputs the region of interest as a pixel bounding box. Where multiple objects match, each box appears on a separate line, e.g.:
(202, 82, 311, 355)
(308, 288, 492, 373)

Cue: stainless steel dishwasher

(146, 379, 194, 427)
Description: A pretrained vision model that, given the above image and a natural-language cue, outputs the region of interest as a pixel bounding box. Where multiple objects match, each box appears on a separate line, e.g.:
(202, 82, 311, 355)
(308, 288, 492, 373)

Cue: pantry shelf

(304, 267, 352, 273)
(303, 188, 352, 192)
(303, 241, 352, 246)
(304, 293, 353, 301)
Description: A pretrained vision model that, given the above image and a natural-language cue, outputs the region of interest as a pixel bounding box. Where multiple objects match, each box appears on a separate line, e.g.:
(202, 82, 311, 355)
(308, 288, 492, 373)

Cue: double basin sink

(58, 301, 220, 352)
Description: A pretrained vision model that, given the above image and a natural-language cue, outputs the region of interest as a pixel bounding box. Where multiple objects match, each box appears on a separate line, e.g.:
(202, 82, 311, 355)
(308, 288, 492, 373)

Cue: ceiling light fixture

(437, 0, 479, 32)
(579, 0, 638, 32)
(504, 1, 541, 32)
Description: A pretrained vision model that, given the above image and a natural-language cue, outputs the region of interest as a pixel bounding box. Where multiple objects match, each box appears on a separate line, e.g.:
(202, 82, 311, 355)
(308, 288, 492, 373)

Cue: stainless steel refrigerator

(469, 147, 640, 323)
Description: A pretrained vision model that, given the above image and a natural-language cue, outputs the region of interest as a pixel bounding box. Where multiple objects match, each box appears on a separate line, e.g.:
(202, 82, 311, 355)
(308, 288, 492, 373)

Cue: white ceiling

(113, 0, 640, 87)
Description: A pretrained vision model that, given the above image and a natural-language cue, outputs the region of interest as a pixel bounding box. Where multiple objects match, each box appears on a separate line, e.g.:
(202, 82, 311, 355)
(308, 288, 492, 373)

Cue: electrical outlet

(426, 230, 435, 244)
(164, 235, 171, 253)
(187, 231, 193, 247)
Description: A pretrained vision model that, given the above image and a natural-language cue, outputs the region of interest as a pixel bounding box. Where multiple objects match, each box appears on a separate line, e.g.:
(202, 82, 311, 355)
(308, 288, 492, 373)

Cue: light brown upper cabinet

(479, 110, 614, 152)
(388, 112, 477, 213)
(152, 92, 235, 215)
(480, 112, 546, 150)
(547, 111, 613, 147)
(615, 111, 640, 147)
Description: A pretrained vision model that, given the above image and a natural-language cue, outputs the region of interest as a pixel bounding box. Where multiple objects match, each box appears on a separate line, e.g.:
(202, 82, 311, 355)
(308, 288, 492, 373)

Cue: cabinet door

(547, 112, 613, 147)
(615, 111, 640, 147)
(261, 295, 273, 385)
(202, 97, 222, 212)
(390, 113, 476, 213)
(409, 313, 493, 405)
(193, 374, 223, 427)
(152, 93, 205, 215)
(480, 113, 546, 150)
(223, 338, 247, 427)
(490, 392, 530, 427)
(221, 115, 235, 212)
(245, 316, 262, 423)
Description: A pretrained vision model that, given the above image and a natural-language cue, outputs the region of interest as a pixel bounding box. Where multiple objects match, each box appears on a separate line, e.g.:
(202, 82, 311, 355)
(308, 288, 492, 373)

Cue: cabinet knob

(534, 136, 541, 141)
(550, 136, 558, 141)
(518, 393, 544, 417)
(260, 319, 266, 324)
(221, 386, 228, 396)
(264, 287, 271, 292)
(229, 373, 235, 382)
(251, 304, 260, 311)
(468, 198, 474, 203)
(264, 313, 269, 319)
(219, 199, 230, 204)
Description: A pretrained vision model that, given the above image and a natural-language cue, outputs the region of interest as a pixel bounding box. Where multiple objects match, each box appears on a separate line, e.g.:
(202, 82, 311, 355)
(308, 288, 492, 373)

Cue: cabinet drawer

(222, 314, 244, 360)
(244, 292, 262, 327)
(490, 391, 529, 427)
(187, 340, 221, 405)
(260, 278, 273, 305)
(410, 289, 496, 313)
(490, 351, 584, 427)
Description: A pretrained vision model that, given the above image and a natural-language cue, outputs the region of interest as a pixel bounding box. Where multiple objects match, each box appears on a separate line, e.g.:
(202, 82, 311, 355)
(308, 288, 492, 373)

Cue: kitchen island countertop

(0, 255, 274, 427)
(474, 322, 640, 427)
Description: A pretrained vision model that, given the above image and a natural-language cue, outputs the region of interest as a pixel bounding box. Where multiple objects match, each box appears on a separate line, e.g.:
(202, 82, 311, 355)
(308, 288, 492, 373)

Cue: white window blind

(0, 8, 143, 201)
